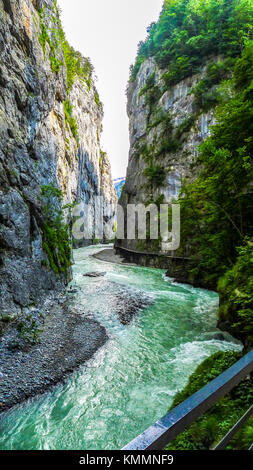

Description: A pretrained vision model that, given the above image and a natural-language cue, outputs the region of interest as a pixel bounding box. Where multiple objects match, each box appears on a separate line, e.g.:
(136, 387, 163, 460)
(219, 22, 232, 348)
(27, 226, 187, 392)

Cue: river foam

(0, 245, 242, 450)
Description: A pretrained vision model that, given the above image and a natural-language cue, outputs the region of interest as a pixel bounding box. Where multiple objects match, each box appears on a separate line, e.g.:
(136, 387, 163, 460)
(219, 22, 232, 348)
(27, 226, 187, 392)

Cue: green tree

(130, 0, 253, 84)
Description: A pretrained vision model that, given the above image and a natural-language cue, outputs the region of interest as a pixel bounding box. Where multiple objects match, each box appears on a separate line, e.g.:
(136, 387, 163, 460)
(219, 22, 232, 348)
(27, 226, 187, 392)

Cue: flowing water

(0, 245, 241, 450)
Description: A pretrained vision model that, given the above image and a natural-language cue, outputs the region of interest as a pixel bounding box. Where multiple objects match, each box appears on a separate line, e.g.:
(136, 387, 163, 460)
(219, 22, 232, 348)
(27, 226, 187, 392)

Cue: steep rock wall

(117, 57, 218, 253)
(0, 0, 116, 318)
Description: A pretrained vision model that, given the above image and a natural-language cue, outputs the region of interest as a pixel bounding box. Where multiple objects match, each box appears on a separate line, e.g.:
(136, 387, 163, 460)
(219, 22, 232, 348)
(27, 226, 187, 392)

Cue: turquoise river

(0, 245, 241, 450)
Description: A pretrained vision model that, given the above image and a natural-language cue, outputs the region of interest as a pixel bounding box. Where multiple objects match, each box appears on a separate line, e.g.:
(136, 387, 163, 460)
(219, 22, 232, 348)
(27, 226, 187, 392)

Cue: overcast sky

(58, 0, 163, 178)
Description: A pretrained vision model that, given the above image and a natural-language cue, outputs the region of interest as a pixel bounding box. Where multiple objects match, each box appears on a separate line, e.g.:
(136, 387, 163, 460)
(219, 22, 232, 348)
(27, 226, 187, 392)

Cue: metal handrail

(213, 405, 253, 450)
(122, 350, 253, 450)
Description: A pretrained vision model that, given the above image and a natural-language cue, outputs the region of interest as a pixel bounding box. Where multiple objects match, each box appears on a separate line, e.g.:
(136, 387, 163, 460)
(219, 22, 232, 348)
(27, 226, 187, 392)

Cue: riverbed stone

(0, 294, 108, 412)
(83, 272, 107, 278)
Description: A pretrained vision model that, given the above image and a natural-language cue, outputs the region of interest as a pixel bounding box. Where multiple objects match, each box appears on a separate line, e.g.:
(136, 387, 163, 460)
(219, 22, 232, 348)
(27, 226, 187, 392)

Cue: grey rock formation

(117, 57, 217, 253)
(0, 0, 116, 318)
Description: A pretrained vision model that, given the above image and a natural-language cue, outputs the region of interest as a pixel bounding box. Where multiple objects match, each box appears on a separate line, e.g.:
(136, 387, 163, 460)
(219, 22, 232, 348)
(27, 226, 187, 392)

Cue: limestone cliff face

(118, 57, 216, 253)
(0, 0, 116, 317)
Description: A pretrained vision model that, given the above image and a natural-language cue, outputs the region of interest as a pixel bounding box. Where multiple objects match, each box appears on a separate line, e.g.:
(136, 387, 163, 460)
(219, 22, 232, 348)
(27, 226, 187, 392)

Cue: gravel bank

(92, 248, 137, 266)
(0, 280, 152, 413)
(0, 294, 108, 413)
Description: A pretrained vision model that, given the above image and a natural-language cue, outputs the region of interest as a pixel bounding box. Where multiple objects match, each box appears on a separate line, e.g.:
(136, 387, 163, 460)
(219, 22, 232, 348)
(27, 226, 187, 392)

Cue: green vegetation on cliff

(131, 0, 253, 84)
(143, 164, 167, 187)
(63, 99, 78, 142)
(128, 2, 253, 345)
(170, 41, 253, 450)
(218, 240, 253, 349)
(131, 1, 253, 196)
(130, 0, 253, 451)
(36, 1, 102, 146)
(40, 185, 72, 276)
(178, 42, 253, 346)
(166, 351, 253, 450)
(37, 1, 95, 92)
(192, 58, 235, 112)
